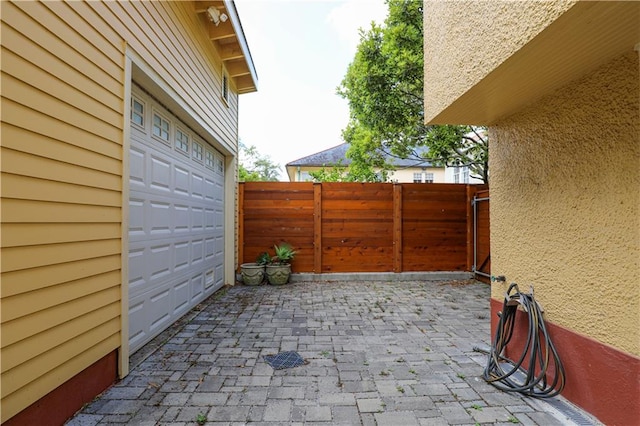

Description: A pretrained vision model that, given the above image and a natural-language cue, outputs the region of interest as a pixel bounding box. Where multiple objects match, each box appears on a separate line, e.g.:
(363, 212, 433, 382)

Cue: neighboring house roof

(287, 143, 351, 167)
(286, 143, 436, 169)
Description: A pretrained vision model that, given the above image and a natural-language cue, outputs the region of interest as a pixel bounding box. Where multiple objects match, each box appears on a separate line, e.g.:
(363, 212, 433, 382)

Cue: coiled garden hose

(479, 283, 566, 398)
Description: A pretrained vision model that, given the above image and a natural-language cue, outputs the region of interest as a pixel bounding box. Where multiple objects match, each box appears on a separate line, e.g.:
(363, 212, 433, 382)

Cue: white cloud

(326, 0, 387, 51)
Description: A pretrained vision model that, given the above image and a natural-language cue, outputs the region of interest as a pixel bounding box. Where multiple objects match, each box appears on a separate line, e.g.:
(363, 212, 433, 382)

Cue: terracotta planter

(240, 263, 265, 285)
(266, 263, 291, 285)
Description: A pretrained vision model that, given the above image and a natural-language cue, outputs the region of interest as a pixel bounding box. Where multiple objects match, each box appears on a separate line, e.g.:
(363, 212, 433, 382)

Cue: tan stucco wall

(489, 51, 640, 356)
(423, 0, 576, 122)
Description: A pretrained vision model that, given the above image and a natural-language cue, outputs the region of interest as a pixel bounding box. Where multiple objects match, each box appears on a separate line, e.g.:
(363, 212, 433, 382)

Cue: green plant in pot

(266, 243, 297, 285)
(240, 252, 270, 286)
(256, 251, 271, 266)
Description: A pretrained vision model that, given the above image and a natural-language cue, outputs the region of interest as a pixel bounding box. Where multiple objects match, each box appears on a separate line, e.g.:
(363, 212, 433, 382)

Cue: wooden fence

(238, 182, 489, 274)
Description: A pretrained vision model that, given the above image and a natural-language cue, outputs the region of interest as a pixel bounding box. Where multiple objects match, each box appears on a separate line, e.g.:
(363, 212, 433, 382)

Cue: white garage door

(128, 87, 225, 353)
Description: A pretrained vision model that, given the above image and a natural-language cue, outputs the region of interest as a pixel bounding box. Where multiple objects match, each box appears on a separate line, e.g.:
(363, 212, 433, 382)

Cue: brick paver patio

(67, 280, 598, 425)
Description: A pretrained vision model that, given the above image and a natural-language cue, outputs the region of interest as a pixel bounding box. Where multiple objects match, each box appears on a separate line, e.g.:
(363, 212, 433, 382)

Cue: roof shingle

(286, 143, 434, 168)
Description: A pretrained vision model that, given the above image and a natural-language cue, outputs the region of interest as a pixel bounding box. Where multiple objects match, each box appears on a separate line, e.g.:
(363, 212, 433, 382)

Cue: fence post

(393, 184, 403, 272)
(313, 183, 322, 273)
(238, 182, 245, 271)
(466, 184, 475, 273)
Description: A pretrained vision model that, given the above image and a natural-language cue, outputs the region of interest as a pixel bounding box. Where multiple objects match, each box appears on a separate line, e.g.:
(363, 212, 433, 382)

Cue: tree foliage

(238, 142, 281, 182)
(307, 158, 389, 182)
(308, 161, 349, 182)
(337, 0, 488, 183)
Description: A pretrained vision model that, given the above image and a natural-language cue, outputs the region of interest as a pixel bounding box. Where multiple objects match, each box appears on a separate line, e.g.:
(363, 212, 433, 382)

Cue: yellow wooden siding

(1, 255, 121, 298)
(2, 174, 120, 207)
(160, 1, 239, 140)
(2, 73, 122, 142)
(1, 270, 121, 323)
(1, 239, 121, 273)
(2, 297, 121, 373)
(145, 0, 238, 141)
(2, 124, 122, 175)
(3, 3, 123, 100)
(91, 0, 239, 148)
(2, 48, 122, 120)
(1, 0, 241, 421)
(1, 330, 121, 422)
(0, 0, 124, 421)
(1, 199, 122, 223)
(2, 223, 121, 248)
(2, 99, 123, 160)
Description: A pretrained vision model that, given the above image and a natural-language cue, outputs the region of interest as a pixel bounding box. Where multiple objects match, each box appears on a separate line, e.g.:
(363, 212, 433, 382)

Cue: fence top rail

(475, 189, 490, 199)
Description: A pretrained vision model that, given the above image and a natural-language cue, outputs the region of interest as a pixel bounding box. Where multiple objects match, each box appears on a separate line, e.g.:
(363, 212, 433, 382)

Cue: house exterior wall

(389, 167, 445, 183)
(443, 166, 483, 184)
(287, 165, 446, 183)
(423, 1, 639, 423)
(0, 1, 241, 422)
(423, 0, 576, 123)
(488, 50, 639, 425)
(423, 1, 639, 356)
(287, 166, 324, 182)
(490, 51, 639, 356)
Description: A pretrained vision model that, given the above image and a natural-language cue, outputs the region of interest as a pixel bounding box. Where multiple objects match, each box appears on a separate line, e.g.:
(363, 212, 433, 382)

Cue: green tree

(308, 157, 389, 183)
(337, 0, 488, 183)
(238, 142, 281, 182)
(308, 161, 349, 182)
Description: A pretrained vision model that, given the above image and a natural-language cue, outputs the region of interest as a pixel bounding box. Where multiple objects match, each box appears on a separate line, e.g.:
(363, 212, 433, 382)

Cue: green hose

(481, 283, 566, 398)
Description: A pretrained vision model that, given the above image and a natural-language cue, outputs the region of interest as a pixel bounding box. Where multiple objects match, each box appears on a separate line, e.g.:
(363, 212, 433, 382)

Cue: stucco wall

(489, 51, 640, 356)
(423, 0, 575, 122)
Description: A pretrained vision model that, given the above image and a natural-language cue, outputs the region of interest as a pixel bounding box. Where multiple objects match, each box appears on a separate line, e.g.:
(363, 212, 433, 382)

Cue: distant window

(193, 141, 203, 162)
(299, 171, 311, 182)
(222, 69, 229, 104)
(425, 173, 434, 183)
(462, 168, 470, 183)
(152, 112, 170, 142)
(205, 150, 214, 169)
(175, 128, 189, 154)
(131, 98, 144, 127)
(413, 172, 422, 183)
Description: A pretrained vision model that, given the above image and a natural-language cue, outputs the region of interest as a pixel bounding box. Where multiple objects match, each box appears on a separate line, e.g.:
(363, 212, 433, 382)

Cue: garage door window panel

(152, 111, 170, 144)
(205, 149, 215, 170)
(192, 140, 204, 162)
(216, 155, 224, 176)
(131, 97, 145, 129)
(175, 128, 190, 156)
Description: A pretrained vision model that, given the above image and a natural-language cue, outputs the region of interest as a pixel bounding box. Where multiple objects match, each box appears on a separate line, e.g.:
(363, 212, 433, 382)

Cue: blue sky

(235, 0, 387, 180)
